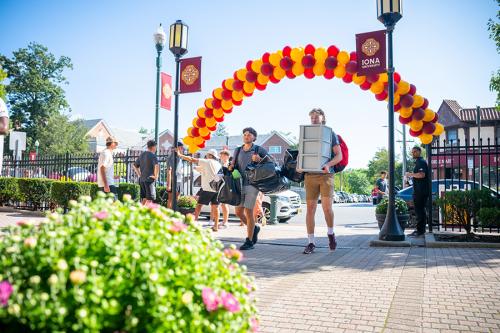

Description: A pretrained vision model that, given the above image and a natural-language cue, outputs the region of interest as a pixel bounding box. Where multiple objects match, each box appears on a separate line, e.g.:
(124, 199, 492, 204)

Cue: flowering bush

(375, 197, 409, 215)
(177, 195, 197, 209)
(0, 193, 258, 332)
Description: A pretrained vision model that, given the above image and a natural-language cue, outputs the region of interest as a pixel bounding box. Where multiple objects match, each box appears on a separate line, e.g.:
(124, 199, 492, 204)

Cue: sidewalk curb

(425, 233, 500, 248)
(369, 236, 411, 247)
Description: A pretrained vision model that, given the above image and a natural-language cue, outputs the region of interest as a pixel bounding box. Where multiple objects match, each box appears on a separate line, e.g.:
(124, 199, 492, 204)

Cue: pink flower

(250, 317, 259, 332)
(23, 237, 37, 248)
(145, 202, 159, 210)
(224, 248, 243, 262)
(202, 287, 220, 312)
(169, 221, 188, 233)
(220, 291, 241, 313)
(0, 281, 13, 307)
(93, 211, 108, 220)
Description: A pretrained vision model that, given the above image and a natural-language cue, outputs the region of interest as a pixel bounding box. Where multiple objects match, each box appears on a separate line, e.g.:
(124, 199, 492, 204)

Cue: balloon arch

(182, 44, 444, 153)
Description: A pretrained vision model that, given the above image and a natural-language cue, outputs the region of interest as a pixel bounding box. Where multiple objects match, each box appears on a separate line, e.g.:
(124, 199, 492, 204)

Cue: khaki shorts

(304, 173, 334, 201)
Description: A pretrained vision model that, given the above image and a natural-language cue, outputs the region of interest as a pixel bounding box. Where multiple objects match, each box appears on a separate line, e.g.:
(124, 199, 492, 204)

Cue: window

(447, 129, 458, 144)
(268, 146, 282, 154)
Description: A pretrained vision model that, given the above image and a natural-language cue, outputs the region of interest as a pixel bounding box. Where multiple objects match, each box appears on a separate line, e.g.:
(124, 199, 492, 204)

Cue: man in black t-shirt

(133, 140, 159, 205)
(406, 146, 429, 237)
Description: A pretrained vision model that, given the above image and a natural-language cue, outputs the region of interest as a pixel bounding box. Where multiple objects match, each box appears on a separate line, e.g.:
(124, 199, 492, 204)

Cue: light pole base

(379, 210, 405, 241)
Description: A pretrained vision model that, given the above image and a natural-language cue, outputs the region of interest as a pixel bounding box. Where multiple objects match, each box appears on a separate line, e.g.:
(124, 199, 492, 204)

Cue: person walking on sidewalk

(178, 149, 222, 231)
(133, 140, 159, 205)
(219, 149, 231, 227)
(229, 127, 268, 250)
(406, 146, 429, 237)
(0, 97, 10, 176)
(375, 171, 388, 204)
(302, 108, 342, 254)
(97, 136, 119, 197)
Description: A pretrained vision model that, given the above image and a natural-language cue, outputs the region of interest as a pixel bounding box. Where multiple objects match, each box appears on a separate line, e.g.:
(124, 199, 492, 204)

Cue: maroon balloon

(366, 74, 379, 83)
(191, 127, 200, 137)
(246, 60, 253, 71)
(431, 113, 439, 123)
(399, 115, 412, 124)
(232, 80, 244, 91)
(280, 57, 294, 71)
(394, 103, 402, 112)
(422, 122, 436, 134)
(412, 108, 425, 120)
(205, 109, 214, 118)
(245, 71, 258, 83)
(375, 91, 387, 101)
(408, 84, 417, 96)
(345, 61, 358, 74)
(409, 129, 423, 137)
(301, 55, 316, 69)
(400, 94, 414, 108)
(221, 90, 232, 101)
(421, 98, 429, 110)
(212, 99, 221, 109)
(196, 118, 206, 128)
(384, 81, 398, 93)
(260, 63, 274, 76)
(324, 56, 338, 70)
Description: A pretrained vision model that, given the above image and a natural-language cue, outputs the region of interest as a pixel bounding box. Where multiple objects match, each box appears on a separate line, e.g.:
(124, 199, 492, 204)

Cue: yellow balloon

(290, 47, 304, 62)
(337, 51, 350, 65)
(257, 74, 270, 85)
(199, 127, 209, 137)
(393, 94, 400, 105)
(352, 73, 366, 85)
(292, 62, 305, 76)
(193, 136, 204, 145)
(251, 59, 263, 73)
(213, 108, 224, 118)
(213, 88, 223, 100)
(314, 47, 328, 61)
(232, 90, 244, 101)
(378, 72, 388, 83)
(420, 133, 433, 145)
(273, 67, 286, 80)
(422, 108, 435, 122)
(192, 118, 200, 128)
(205, 117, 217, 127)
(186, 127, 194, 136)
(236, 68, 247, 81)
(370, 81, 384, 94)
(243, 81, 255, 94)
(221, 99, 233, 111)
(396, 80, 410, 95)
(188, 144, 198, 154)
(197, 107, 207, 119)
(183, 136, 193, 146)
(410, 119, 424, 131)
(268, 52, 282, 66)
(313, 63, 326, 76)
(334, 65, 346, 78)
(224, 78, 235, 91)
(399, 107, 413, 118)
(433, 123, 444, 136)
(412, 95, 424, 108)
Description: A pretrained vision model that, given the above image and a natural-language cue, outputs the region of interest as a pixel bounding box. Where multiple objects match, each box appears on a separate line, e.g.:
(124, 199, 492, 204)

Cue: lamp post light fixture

(169, 19, 189, 211)
(34, 140, 39, 157)
(153, 24, 166, 153)
(377, 0, 405, 241)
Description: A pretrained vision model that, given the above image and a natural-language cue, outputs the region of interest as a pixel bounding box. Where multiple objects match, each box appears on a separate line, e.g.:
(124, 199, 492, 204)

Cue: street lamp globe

(169, 20, 188, 57)
(153, 24, 166, 51)
(377, 0, 402, 27)
(34, 140, 39, 148)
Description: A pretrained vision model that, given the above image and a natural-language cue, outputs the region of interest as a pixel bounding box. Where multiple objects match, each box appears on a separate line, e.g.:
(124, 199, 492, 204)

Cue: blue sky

(1, 0, 498, 168)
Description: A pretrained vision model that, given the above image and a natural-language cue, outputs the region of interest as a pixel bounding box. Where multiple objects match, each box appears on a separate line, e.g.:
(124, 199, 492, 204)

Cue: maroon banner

(355, 30, 386, 76)
(179, 56, 202, 94)
(160, 72, 172, 110)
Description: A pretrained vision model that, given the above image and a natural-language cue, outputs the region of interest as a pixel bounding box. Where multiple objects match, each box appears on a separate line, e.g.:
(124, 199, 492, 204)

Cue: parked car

(195, 174, 302, 223)
(67, 167, 91, 181)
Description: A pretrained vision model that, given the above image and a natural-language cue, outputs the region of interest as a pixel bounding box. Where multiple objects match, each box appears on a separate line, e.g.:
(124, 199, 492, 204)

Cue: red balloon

(409, 129, 423, 137)
(233, 71, 239, 80)
(421, 98, 429, 110)
(366, 74, 379, 84)
(280, 57, 294, 71)
(350, 51, 357, 61)
(197, 142, 206, 149)
(246, 60, 253, 71)
(232, 80, 244, 91)
(191, 127, 200, 136)
(260, 63, 274, 76)
(394, 103, 402, 112)
(215, 116, 225, 123)
(207, 126, 217, 131)
(431, 113, 439, 123)
(304, 68, 315, 79)
(269, 75, 280, 84)
(408, 84, 417, 96)
(422, 122, 436, 134)
(327, 45, 339, 56)
(324, 69, 334, 80)
(245, 71, 258, 83)
(304, 44, 315, 55)
(345, 61, 357, 74)
(242, 90, 253, 97)
(412, 108, 425, 120)
(212, 99, 221, 109)
(302, 55, 316, 69)
(375, 91, 388, 101)
(286, 70, 296, 79)
(394, 72, 401, 83)
(384, 81, 398, 93)
(282, 46, 292, 57)
(196, 118, 206, 128)
(360, 81, 371, 90)
(324, 56, 338, 70)
(223, 106, 234, 113)
(400, 94, 414, 108)
(261, 52, 270, 63)
(221, 90, 232, 101)
(255, 81, 267, 91)
(232, 98, 243, 106)
(399, 115, 412, 124)
(205, 109, 214, 118)
(202, 133, 211, 140)
(342, 73, 353, 83)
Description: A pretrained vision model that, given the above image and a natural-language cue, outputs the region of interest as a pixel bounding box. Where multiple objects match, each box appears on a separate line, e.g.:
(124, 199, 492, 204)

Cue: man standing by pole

(406, 146, 429, 237)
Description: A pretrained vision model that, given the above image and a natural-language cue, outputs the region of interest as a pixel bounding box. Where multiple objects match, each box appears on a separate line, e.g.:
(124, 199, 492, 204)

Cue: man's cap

(106, 136, 119, 144)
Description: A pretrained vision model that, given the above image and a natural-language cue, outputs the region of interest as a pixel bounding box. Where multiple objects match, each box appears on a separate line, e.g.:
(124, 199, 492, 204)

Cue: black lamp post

(153, 24, 166, 153)
(169, 20, 189, 211)
(377, 0, 405, 241)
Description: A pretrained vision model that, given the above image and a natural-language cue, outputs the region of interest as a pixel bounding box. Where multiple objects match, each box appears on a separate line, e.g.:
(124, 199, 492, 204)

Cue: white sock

(327, 227, 334, 235)
(308, 234, 315, 244)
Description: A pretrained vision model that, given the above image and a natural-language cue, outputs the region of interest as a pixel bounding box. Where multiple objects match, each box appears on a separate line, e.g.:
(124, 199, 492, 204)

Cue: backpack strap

(232, 146, 242, 171)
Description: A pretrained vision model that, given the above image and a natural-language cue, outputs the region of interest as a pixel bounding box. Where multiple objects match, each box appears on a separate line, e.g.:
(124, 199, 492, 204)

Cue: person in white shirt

(178, 149, 222, 231)
(0, 98, 10, 176)
(97, 136, 119, 197)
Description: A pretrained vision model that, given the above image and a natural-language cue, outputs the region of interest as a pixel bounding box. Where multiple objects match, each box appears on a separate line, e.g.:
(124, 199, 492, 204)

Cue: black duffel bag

(211, 167, 242, 206)
(246, 157, 290, 194)
(281, 149, 304, 183)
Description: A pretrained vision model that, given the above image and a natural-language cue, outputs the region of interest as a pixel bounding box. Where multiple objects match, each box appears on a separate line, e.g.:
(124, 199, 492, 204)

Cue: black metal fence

(1, 150, 196, 196)
(430, 137, 499, 232)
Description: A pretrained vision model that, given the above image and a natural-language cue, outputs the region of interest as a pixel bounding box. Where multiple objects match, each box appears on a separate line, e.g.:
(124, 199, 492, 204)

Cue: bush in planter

(117, 183, 140, 201)
(0, 194, 258, 332)
(51, 181, 94, 209)
(478, 207, 500, 228)
(17, 179, 53, 209)
(375, 197, 409, 215)
(178, 195, 197, 209)
(0, 178, 22, 205)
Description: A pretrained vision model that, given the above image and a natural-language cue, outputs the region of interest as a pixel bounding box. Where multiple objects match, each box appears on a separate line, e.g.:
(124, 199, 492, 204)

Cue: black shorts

(197, 190, 219, 205)
(140, 180, 156, 200)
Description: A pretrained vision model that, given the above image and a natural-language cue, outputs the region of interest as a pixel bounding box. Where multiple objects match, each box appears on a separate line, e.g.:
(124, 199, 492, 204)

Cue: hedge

(117, 183, 140, 201)
(0, 177, 22, 205)
(51, 181, 96, 209)
(17, 178, 53, 210)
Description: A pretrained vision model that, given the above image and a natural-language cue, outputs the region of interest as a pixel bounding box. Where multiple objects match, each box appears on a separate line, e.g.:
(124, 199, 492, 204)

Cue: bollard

(268, 194, 278, 225)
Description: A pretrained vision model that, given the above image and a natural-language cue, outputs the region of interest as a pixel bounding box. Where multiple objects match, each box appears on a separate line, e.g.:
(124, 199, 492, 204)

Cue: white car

(194, 174, 301, 223)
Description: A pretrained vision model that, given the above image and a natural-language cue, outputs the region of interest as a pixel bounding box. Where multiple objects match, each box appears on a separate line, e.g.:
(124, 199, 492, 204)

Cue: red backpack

(333, 134, 349, 173)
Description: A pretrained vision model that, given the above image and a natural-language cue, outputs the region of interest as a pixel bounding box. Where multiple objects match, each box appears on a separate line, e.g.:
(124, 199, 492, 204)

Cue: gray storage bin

(298, 125, 333, 172)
